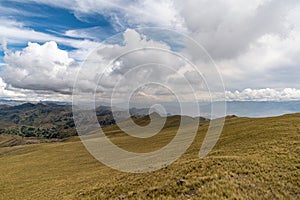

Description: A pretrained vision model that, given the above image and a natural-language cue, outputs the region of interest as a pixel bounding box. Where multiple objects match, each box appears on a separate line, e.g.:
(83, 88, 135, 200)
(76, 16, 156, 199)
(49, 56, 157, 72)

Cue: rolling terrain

(0, 103, 150, 140)
(0, 113, 299, 199)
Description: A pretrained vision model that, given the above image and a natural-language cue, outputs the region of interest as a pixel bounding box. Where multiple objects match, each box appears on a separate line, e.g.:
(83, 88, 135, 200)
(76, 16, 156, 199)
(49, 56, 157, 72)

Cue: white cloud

(25, 0, 298, 60)
(0, 18, 100, 60)
(218, 30, 300, 90)
(0, 77, 23, 98)
(177, 0, 298, 60)
(1, 38, 7, 52)
(0, 31, 176, 100)
(1, 0, 300, 103)
(2, 41, 79, 94)
(2, 27, 300, 103)
(75, 29, 204, 102)
(1, 30, 211, 103)
(171, 0, 300, 92)
(0, 76, 70, 101)
(226, 88, 300, 101)
(21, 0, 185, 31)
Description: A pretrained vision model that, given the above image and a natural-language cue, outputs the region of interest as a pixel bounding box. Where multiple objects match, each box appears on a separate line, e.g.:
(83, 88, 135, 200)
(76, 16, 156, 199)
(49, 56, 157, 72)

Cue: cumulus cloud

(2, 41, 79, 94)
(0, 76, 70, 101)
(75, 29, 210, 103)
(218, 31, 300, 90)
(0, 31, 184, 102)
(0, 18, 100, 61)
(62, 0, 300, 95)
(2, 26, 300, 103)
(171, 0, 300, 92)
(226, 88, 300, 101)
(1, 0, 300, 103)
(22, 0, 299, 59)
(176, 0, 298, 59)
(0, 77, 23, 98)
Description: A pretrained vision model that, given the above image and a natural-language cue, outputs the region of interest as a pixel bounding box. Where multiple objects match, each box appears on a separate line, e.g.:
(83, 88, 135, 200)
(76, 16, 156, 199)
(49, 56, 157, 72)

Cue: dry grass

(0, 114, 299, 199)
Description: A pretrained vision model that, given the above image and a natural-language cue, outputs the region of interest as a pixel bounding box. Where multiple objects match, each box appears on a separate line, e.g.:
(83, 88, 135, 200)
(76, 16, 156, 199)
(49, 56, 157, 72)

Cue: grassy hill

(0, 103, 153, 140)
(0, 103, 76, 138)
(0, 114, 299, 199)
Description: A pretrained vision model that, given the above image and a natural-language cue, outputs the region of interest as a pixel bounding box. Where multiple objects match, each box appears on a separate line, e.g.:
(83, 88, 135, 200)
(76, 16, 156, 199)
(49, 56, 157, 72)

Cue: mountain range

(0, 102, 151, 139)
(1, 100, 300, 139)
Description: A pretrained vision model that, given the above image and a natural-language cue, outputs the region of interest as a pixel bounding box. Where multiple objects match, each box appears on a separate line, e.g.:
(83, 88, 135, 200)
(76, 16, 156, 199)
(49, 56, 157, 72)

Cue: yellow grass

(0, 114, 299, 199)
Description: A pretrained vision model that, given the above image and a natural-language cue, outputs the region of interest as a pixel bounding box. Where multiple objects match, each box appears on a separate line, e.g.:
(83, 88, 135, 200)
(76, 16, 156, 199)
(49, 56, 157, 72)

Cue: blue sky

(0, 1, 117, 52)
(0, 0, 300, 102)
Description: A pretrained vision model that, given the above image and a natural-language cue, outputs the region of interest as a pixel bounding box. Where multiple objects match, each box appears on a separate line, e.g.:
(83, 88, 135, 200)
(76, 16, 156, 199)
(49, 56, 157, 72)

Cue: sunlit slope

(0, 134, 23, 147)
(0, 114, 299, 199)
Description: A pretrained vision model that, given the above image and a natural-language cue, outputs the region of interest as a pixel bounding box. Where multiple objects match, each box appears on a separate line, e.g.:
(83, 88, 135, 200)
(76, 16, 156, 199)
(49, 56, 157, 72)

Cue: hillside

(0, 103, 150, 139)
(0, 113, 299, 199)
(0, 103, 76, 138)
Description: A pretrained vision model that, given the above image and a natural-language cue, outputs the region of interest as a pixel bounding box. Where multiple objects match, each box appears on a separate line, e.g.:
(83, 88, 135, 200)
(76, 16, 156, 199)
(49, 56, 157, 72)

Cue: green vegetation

(0, 103, 147, 139)
(0, 113, 299, 199)
(0, 103, 76, 139)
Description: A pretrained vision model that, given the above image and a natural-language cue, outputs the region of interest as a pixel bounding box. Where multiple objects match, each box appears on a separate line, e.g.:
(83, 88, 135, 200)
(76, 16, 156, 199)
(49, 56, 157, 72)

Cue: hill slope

(0, 114, 299, 199)
(0, 103, 151, 139)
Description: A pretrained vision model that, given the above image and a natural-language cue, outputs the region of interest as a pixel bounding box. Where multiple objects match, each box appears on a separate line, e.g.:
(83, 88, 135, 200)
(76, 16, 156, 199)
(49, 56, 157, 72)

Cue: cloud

(226, 88, 300, 101)
(0, 30, 212, 103)
(59, 0, 300, 94)
(2, 41, 79, 94)
(176, 0, 299, 60)
(1, 0, 300, 103)
(1, 37, 7, 52)
(0, 76, 70, 101)
(20, 0, 299, 59)
(0, 30, 177, 100)
(218, 31, 300, 90)
(170, 0, 300, 92)
(0, 77, 23, 98)
(75, 29, 205, 102)
(20, 0, 185, 31)
(0, 18, 100, 60)
(2, 28, 300, 103)
(65, 26, 110, 40)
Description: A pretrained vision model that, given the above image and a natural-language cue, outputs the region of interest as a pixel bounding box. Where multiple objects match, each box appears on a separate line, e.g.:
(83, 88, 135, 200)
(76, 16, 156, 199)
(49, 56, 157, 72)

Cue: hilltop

(0, 113, 299, 199)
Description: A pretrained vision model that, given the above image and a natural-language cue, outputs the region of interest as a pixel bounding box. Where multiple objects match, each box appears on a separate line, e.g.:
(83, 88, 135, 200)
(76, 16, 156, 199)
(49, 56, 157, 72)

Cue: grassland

(0, 114, 299, 199)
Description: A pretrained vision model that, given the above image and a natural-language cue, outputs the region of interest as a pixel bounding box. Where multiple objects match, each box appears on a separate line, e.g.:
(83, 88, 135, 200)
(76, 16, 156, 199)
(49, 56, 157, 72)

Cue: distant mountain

(0, 99, 71, 106)
(0, 102, 155, 139)
(1, 100, 300, 139)
(163, 101, 300, 118)
(0, 103, 75, 138)
(226, 101, 300, 117)
(197, 101, 300, 118)
(0, 99, 30, 106)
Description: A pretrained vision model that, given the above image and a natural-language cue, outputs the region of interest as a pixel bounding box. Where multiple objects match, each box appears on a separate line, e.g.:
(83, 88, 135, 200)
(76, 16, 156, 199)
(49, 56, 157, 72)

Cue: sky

(1, 0, 300, 102)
